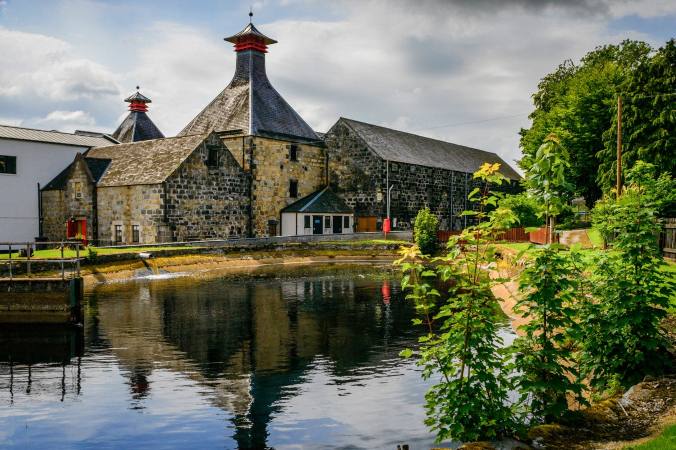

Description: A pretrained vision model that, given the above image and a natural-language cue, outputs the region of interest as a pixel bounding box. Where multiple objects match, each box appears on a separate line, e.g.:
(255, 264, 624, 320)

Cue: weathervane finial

(249, 7, 253, 23)
(136, 85, 140, 91)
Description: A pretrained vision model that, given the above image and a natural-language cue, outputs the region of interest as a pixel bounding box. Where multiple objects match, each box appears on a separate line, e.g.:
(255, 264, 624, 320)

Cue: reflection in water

(0, 268, 515, 449)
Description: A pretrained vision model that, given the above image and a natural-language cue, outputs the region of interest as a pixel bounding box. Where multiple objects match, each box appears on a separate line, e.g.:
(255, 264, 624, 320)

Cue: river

(0, 264, 514, 449)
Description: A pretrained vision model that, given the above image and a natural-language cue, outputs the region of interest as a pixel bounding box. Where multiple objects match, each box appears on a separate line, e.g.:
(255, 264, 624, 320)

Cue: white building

(280, 187, 354, 236)
(0, 125, 116, 246)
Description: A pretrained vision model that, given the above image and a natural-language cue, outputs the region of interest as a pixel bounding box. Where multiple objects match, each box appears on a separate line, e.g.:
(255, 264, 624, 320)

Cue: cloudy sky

(1, 0, 674, 169)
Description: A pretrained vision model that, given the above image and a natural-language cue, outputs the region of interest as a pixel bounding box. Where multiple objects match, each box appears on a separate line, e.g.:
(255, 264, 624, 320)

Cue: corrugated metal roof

(0, 124, 117, 148)
(339, 118, 521, 180)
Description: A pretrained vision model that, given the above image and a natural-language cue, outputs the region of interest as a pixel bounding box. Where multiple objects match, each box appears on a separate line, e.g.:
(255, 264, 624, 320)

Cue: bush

(499, 193, 544, 228)
(413, 208, 439, 255)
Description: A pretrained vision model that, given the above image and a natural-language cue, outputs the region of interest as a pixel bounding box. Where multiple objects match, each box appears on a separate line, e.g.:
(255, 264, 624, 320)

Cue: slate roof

(225, 23, 277, 45)
(86, 134, 206, 187)
(42, 157, 111, 191)
(0, 124, 117, 147)
(124, 91, 152, 103)
(179, 29, 319, 142)
(339, 118, 521, 180)
(111, 111, 165, 143)
(282, 187, 353, 214)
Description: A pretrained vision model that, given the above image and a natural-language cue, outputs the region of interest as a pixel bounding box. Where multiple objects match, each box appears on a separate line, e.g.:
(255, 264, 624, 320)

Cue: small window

(206, 145, 219, 167)
(289, 179, 298, 198)
(344, 216, 350, 228)
(0, 155, 16, 174)
(289, 144, 298, 162)
(73, 182, 83, 199)
(324, 216, 331, 228)
(304, 215, 311, 229)
(114, 225, 123, 244)
(132, 225, 140, 244)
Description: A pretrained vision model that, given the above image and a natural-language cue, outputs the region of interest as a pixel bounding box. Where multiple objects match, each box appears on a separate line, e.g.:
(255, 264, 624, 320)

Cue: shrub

(499, 193, 544, 228)
(582, 163, 675, 388)
(413, 208, 439, 255)
(397, 163, 517, 442)
(512, 245, 587, 423)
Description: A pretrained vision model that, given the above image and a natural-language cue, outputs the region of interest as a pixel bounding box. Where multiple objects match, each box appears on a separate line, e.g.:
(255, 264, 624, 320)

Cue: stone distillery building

(40, 18, 519, 245)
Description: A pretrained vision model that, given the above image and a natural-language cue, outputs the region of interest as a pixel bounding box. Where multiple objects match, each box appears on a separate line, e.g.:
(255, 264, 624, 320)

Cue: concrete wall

(0, 139, 85, 244)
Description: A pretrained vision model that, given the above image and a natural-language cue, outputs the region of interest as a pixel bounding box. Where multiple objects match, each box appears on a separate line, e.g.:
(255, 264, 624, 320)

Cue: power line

(412, 112, 530, 132)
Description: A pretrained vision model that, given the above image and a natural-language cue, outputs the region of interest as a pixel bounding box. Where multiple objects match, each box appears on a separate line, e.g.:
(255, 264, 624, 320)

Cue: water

(0, 265, 514, 449)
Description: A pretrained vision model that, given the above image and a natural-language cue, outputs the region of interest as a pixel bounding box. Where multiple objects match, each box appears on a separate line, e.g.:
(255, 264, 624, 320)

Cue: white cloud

(34, 110, 97, 131)
(0, 27, 119, 102)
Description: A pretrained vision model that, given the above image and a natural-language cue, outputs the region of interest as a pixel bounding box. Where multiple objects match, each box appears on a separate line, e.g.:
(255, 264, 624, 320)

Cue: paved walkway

(559, 229, 593, 248)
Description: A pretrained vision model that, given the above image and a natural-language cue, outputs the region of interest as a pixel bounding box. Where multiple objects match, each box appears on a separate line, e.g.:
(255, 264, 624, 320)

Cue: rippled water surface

(0, 266, 513, 449)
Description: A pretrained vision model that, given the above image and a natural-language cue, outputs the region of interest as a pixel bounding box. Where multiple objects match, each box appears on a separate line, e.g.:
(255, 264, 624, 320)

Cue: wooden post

(26, 243, 31, 278)
(61, 243, 65, 280)
(76, 243, 80, 277)
(616, 95, 622, 198)
(8, 243, 12, 281)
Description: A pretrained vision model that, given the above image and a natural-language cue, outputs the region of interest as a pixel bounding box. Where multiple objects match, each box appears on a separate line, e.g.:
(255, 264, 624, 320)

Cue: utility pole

(616, 95, 622, 198)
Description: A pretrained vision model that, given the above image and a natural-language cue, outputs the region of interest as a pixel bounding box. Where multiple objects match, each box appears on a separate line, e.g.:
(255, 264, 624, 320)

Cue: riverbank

(77, 242, 406, 286)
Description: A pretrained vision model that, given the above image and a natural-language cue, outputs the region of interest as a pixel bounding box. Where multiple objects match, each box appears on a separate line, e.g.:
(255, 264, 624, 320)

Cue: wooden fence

(662, 218, 675, 260)
(436, 227, 529, 243)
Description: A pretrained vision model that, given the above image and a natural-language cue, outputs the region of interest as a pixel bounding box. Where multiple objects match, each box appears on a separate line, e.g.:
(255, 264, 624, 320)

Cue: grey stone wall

(41, 156, 97, 242)
(97, 184, 165, 245)
(164, 133, 250, 241)
(325, 120, 519, 230)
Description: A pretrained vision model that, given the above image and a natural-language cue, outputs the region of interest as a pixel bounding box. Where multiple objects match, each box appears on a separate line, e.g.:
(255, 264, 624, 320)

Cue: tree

(396, 163, 517, 442)
(598, 39, 676, 194)
(520, 40, 652, 207)
(524, 134, 572, 243)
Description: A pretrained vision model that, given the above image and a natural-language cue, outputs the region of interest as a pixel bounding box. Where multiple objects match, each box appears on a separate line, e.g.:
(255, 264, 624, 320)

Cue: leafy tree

(524, 134, 573, 243)
(498, 193, 544, 228)
(520, 40, 652, 207)
(582, 163, 675, 389)
(396, 163, 517, 443)
(414, 207, 439, 256)
(599, 39, 676, 193)
(512, 245, 587, 423)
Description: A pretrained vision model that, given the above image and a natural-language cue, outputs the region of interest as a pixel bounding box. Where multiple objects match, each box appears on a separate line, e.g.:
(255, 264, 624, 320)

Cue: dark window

(206, 145, 219, 167)
(324, 216, 331, 228)
(289, 179, 298, 198)
(0, 155, 16, 174)
(289, 144, 298, 161)
(114, 225, 123, 244)
(344, 216, 350, 228)
(132, 225, 140, 244)
(304, 215, 311, 228)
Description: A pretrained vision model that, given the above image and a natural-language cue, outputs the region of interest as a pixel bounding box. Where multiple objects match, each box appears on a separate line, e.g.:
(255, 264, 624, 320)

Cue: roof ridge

(299, 186, 329, 212)
(0, 123, 99, 136)
(340, 117, 495, 154)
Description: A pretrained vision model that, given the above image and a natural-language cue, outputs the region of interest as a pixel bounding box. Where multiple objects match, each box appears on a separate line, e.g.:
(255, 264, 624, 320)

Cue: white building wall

(0, 139, 86, 244)
(281, 212, 354, 236)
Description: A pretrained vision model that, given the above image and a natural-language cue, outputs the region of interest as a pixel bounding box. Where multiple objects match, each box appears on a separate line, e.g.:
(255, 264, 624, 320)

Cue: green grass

(0, 246, 198, 260)
(624, 424, 676, 449)
(587, 228, 605, 248)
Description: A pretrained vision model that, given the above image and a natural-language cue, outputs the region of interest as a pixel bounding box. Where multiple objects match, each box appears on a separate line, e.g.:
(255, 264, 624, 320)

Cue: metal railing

(0, 241, 82, 281)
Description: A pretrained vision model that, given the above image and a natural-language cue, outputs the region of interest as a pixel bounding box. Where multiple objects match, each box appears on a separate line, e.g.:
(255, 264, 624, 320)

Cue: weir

(0, 241, 84, 324)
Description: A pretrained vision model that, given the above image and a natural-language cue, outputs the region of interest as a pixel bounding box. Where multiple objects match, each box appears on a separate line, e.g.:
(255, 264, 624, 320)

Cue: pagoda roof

(225, 23, 277, 45)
